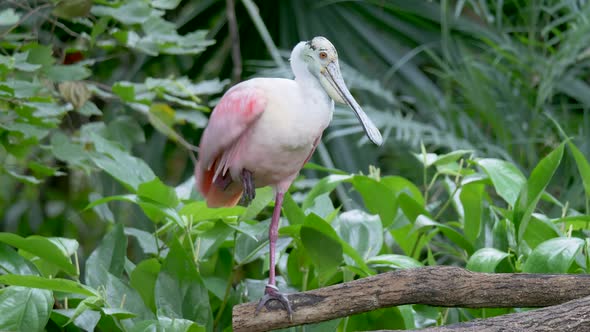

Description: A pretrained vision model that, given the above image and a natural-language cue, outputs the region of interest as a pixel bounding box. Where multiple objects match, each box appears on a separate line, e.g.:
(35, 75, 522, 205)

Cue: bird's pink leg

(255, 190, 293, 320)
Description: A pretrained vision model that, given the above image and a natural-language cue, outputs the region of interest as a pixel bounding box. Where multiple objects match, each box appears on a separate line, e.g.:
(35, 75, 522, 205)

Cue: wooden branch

(375, 295, 590, 332)
(232, 266, 590, 332)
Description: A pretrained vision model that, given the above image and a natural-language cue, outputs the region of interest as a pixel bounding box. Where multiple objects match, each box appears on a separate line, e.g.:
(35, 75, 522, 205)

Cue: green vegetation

(1, 0, 590, 331)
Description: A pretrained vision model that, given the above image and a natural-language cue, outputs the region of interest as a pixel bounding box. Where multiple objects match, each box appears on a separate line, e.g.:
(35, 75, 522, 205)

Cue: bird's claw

(241, 168, 256, 204)
(254, 284, 293, 321)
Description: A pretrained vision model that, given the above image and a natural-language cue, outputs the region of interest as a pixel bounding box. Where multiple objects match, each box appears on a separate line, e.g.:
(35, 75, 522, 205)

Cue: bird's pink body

(195, 37, 382, 317)
(195, 76, 333, 207)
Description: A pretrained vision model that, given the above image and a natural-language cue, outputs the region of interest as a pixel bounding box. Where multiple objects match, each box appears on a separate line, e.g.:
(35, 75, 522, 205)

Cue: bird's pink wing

(195, 85, 267, 207)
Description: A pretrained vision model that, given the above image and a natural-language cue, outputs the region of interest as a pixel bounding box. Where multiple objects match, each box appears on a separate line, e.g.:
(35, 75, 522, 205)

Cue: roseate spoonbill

(195, 36, 382, 318)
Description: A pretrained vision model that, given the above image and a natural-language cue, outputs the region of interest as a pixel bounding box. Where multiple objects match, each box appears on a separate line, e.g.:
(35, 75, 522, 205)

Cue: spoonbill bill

(195, 36, 382, 319)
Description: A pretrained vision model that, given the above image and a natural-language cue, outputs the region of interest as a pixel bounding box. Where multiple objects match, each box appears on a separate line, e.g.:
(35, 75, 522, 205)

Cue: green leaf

(112, 82, 136, 102)
(351, 176, 397, 227)
(568, 142, 590, 203)
(0, 274, 97, 296)
(300, 214, 343, 284)
(197, 222, 234, 259)
(85, 223, 126, 288)
(91, 2, 155, 24)
(155, 239, 211, 327)
(302, 174, 352, 210)
(522, 216, 561, 250)
(51, 308, 100, 331)
(0, 8, 20, 26)
(180, 201, 245, 221)
(366, 254, 423, 270)
(0, 233, 76, 275)
(466, 248, 510, 273)
(476, 158, 526, 206)
(90, 134, 156, 192)
(103, 272, 155, 324)
(335, 210, 383, 262)
(523, 237, 584, 273)
(240, 187, 274, 221)
(0, 244, 38, 275)
(0, 286, 52, 332)
(130, 317, 205, 332)
(282, 192, 306, 225)
(514, 144, 564, 241)
(460, 183, 485, 244)
(44, 64, 91, 82)
(137, 177, 179, 208)
(151, 0, 182, 9)
(125, 228, 159, 255)
(130, 258, 160, 313)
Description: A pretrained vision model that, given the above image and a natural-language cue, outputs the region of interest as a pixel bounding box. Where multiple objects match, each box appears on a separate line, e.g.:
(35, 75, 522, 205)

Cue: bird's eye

(319, 51, 328, 59)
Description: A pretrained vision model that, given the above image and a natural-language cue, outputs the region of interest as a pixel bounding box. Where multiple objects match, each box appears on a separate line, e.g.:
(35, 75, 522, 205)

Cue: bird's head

(291, 36, 383, 146)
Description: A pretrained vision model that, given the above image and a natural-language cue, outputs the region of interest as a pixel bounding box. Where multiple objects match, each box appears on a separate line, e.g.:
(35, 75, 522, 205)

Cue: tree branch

(377, 295, 590, 332)
(232, 266, 590, 332)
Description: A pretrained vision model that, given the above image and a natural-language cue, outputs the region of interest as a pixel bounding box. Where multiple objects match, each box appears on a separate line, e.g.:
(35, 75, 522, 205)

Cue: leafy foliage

(1, 0, 590, 331)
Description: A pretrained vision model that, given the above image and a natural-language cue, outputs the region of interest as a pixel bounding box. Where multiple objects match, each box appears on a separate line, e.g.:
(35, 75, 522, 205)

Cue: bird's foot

(255, 284, 293, 321)
(241, 168, 256, 204)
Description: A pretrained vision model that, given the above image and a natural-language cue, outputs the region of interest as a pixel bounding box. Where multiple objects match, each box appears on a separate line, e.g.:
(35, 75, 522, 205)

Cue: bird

(195, 36, 382, 319)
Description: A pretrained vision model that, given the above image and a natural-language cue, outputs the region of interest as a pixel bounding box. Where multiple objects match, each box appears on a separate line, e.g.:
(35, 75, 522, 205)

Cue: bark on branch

(232, 266, 590, 332)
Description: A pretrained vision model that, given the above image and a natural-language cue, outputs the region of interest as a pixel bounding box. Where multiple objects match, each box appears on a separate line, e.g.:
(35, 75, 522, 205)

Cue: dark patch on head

(306, 40, 316, 50)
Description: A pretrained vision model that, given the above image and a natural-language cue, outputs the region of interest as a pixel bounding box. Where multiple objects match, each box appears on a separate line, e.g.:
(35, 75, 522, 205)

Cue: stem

(226, 0, 242, 84)
(240, 0, 286, 71)
(214, 231, 238, 329)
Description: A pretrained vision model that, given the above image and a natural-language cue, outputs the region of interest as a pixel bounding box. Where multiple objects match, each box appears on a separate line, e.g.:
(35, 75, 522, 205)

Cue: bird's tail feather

(195, 159, 242, 207)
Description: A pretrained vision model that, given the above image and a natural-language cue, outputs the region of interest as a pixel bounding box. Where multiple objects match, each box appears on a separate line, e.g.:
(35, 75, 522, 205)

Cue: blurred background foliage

(1, 0, 590, 331)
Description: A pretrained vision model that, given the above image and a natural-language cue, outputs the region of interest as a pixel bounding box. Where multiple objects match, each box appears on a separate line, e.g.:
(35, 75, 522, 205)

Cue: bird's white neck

(290, 42, 332, 108)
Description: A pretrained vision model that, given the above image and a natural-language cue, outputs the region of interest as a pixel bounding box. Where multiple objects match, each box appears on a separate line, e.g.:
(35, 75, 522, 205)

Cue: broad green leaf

(125, 228, 159, 255)
(197, 222, 234, 259)
(514, 144, 564, 241)
(85, 223, 126, 288)
(413, 215, 474, 254)
(0, 8, 20, 26)
(152, 0, 182, 9)
(302, 174, 353, 210)
(347, 307, 407, 331)
(301, 214, 343, 284)
(335, 210, 383, 262)
(568, 142, 590, 203)
(180, 201, 245, 221)
(104, 272, 155, 325)
(155, 240, 211, 327)
(112, 82, 136, 102)
(466, 248, 510, 273)
(366, 254, 423, 270)
(522, 216, 561, 250)
(92, 2, 154, 24)
(523, 237, 584, 273)
(398, 193, 430, 222)
(137, 178, 179, 208)
(44, 64, 91, 82)
(51, 308, 100, 331)
(130, 317, 206, 332)
(476, 158, 526, 206)
(0, 244, 38, 275)
(91, 137, 156, 192)
(351, 176, 397, 227)
(240, 187, 274, 221)
(0, 286, 52, 332)
(282, 192, 306, 225)
(0, 233, 76, 275)
(460, 183, 485, 244)
(130, 258, 160, 313)
(0, 274, 97, 296)
(305, 192, 335, 219)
